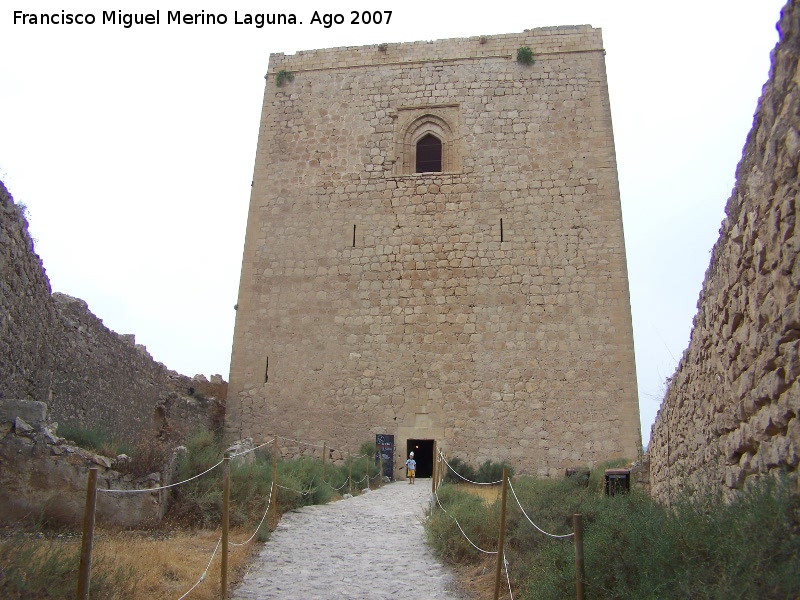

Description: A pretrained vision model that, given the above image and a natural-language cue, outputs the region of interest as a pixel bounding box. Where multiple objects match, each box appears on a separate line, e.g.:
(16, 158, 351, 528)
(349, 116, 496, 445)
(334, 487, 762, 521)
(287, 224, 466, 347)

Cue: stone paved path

(232, 481, 471, 599)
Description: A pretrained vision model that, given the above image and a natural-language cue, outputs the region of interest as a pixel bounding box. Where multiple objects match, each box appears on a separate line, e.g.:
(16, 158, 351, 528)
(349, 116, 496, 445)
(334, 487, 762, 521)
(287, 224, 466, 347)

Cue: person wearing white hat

(405, 452, 416, 484)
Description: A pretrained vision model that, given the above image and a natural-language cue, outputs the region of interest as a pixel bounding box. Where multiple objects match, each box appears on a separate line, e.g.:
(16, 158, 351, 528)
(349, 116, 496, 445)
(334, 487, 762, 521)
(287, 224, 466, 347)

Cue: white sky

(0, 0, 786, 447)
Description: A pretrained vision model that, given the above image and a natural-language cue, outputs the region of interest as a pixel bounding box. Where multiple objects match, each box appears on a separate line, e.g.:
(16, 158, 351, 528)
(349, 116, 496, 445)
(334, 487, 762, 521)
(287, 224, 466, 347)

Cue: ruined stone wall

(649, 0, 800, 502)
(0, 181, 225, 448)
(0, 182, 59, 402)
(49, 293, 225, 444)
(229, 27, 641, 476)
(0, 399, 168, 528)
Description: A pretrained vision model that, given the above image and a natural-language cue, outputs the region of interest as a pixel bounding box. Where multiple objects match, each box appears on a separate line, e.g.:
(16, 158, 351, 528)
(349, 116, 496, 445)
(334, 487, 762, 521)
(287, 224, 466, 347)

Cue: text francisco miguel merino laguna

(13, 9, 296, 28)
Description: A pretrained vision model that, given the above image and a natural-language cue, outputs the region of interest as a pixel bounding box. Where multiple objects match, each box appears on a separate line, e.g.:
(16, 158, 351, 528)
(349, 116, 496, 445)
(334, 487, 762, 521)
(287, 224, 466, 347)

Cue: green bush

(275, 69, 294, 87)
(427, 483, 499, 562)
(443, 457, 514, 483)
(57, 424, 131, 458)
(444, 457, 477, 483)
(168, 434, 382, 531)
(425, 473, 800, 600)
(477, 459, 515, 483)
(516, 46, 535, 65)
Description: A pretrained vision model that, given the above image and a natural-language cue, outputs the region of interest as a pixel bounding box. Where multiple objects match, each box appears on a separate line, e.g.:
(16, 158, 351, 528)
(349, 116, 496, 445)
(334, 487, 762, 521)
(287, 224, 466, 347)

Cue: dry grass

(451, 557, 512, 600)
(92, 528, 258, 599)
(458, 483, 501, 505)
(0, 528, 261, 599)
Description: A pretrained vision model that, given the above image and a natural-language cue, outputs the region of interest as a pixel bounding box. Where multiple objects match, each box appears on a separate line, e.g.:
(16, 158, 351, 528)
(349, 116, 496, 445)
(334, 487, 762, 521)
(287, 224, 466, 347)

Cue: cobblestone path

(232, 481, 471, 599)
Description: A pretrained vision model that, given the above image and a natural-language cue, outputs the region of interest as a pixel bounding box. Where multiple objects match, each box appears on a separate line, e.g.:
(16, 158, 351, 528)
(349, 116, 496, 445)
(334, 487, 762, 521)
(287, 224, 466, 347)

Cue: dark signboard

(376, 434, 394, 481)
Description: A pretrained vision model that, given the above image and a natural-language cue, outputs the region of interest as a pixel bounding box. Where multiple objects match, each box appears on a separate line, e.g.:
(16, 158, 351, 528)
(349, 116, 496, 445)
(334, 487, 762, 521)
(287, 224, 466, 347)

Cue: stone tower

(228, 26, 641, 477)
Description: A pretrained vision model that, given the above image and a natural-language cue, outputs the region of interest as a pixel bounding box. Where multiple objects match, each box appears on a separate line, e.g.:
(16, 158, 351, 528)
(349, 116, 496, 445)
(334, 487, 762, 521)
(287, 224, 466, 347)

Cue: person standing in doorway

(405, 451, 416, 484)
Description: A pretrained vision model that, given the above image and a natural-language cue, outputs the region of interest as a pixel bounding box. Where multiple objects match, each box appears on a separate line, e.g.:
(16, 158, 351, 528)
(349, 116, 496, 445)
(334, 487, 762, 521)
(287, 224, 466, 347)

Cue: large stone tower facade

(228, 26, 641, 477)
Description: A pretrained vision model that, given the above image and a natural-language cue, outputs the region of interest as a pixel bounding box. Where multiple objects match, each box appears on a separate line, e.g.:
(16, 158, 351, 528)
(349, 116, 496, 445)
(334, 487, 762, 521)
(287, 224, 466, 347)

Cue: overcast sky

(0, 0, 786, 446)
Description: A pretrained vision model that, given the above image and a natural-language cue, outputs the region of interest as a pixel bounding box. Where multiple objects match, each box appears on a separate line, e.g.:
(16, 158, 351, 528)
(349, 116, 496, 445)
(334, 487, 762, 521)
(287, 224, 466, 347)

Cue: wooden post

(322, 442, 327, 479)
(574, 514, 585, 600)
(431, 440, 438, 493)
(271, 435, 278, 523)
(76, 468, 98, 600)
(493, 468, 509, 600)
(348, 451, 352, 495)
(221, 453, 230, 599)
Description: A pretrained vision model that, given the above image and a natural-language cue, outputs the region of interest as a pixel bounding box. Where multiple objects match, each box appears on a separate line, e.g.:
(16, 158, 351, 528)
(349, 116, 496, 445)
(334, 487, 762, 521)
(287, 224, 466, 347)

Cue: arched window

(415, 134, 442, 173)
(394, 109, 460, 175)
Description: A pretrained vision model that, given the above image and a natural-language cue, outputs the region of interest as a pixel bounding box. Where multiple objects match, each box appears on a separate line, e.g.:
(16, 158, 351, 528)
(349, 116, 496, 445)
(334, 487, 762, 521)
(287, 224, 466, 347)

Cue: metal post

(322, 442, 327, 478)
(365, 452, 370, 489)
(574, 514, 585, 600)
(493, 468, 509, 600)
(76, 468, 98, 600)
(221, 453, 230, 599)
(271, 435, 278, 523)
(348, 451, 352, 495)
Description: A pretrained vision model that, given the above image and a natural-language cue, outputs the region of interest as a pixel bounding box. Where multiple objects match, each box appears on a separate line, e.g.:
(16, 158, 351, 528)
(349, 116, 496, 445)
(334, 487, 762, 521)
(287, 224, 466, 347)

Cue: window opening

(264, 357, 269, 383)
(353, 224, 356, 248)
(500, 219, 504, 243)
(415, 134, 442, 173)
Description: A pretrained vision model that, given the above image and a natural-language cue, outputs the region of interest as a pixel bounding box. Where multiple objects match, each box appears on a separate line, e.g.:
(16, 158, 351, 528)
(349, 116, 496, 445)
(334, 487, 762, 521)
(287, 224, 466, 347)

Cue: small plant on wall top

(516, 46, 535, 65)
(275, 69, 294, 87)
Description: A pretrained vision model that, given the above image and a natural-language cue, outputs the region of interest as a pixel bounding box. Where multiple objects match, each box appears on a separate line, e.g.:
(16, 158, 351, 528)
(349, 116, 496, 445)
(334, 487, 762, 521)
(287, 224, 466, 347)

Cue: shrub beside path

(232, 480, 472, 599)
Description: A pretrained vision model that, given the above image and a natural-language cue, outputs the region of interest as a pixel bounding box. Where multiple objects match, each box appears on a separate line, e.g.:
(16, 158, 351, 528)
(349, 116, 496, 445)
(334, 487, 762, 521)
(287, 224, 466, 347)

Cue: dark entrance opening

(406, 439, 434, 478)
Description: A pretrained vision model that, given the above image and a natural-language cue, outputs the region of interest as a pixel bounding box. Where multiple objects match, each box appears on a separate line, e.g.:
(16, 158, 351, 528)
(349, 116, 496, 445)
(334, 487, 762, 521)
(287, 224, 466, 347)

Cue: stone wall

(649, 0, 800, 502)
(0, 180, 225, 448)
(0, 185, 60, 403)
(0, 399, 169, 528)
(229, 27, 641, 476)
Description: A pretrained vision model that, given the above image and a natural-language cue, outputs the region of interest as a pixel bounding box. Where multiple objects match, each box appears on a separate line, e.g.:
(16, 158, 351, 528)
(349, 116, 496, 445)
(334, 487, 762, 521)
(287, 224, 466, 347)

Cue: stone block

(0, 400, 47, 426)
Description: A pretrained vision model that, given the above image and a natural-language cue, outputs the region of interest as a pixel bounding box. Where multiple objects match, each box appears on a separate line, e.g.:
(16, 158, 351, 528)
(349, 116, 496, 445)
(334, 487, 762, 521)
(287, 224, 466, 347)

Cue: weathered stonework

(0, 399, 170, 528)
(649, 0, 800, 502)
(228, 27, 641, 476)
(0, 180, 226, 448)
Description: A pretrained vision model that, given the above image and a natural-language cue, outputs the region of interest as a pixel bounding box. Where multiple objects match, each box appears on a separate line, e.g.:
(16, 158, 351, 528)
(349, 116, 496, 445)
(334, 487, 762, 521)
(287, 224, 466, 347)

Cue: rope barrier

(273, 435, 369, 458)
(230, 486, 273, 547)
(504, 552, 515, 600)
(321, 479, 349, 491)
(82, 432, 390, 598)
(276, 483, 312, 496)
(230, 438, 274, 458)
(176, 535, 221, 600)
(507, 480, 574, 539)
(98, 460, 224, 494)
(276, 435, 326, 449)
(433, 487, 496, 555)
(439, 453, 503, 486)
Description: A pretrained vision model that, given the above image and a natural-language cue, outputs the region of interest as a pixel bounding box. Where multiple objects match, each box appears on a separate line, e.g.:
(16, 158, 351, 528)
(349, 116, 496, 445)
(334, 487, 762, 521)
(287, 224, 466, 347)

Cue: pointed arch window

(394, 109, 461, 175)
(415, 134, 442, 173)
